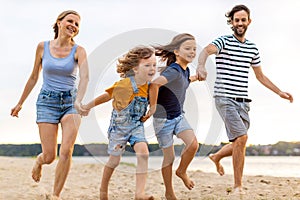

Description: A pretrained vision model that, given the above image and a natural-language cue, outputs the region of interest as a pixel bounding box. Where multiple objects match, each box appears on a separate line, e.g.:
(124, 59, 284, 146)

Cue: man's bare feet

(135, 194, 155, 200)
(175, 170, 194, 190)
(32, 160, 42, 182)
(209, 154, 224, 176)
(100, 191, 108, 200)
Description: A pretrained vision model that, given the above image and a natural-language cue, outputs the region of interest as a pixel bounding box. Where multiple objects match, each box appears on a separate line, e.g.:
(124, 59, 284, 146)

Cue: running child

(82, 46, 156, 200)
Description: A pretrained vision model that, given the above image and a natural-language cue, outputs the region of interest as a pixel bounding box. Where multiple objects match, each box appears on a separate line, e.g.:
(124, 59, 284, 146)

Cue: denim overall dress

(107, 76, 148, 156)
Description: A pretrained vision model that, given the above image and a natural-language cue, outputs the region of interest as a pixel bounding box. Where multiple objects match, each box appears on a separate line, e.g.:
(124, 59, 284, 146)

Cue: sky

(1, 0, 300, 145)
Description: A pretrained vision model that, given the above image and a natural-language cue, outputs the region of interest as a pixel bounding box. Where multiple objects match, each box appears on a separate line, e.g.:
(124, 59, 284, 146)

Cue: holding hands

(74, 100, 90, 116)
(196, 67, 207, 81)
(140, 106, 156, 122)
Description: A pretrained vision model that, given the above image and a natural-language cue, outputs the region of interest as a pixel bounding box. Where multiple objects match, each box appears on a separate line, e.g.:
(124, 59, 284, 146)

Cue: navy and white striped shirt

(212, 35, 261, 98)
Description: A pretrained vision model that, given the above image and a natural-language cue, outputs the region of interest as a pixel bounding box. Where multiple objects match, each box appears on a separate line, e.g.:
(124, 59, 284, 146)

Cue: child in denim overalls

(144, 33, 199, 200)
(82, 46, 156, 200)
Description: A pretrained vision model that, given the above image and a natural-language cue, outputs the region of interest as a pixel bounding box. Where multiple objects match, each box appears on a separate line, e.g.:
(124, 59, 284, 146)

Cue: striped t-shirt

(212, 35, 261, 98)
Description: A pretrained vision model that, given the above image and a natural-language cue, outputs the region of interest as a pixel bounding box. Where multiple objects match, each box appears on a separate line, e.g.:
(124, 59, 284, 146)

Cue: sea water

(72, 156, 300, 178)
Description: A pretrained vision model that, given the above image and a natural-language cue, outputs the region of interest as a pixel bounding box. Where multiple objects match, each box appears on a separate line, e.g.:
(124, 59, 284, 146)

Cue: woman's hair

(154, 33, 195, 71)
(53, 10, 81, 41)
(226, 4, 250, 29)
(116, 46, 155, 78)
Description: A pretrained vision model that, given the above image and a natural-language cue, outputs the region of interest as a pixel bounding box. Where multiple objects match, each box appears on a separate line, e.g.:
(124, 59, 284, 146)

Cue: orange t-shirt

(105, 77, 148, 111)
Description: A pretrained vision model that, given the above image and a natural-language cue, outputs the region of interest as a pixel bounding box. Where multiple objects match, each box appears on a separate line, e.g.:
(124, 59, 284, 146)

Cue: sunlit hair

(53, 10, 81, 42)
(116, 46, 155, 78)
(226, 4, 250, 30)
(153, 33, 195, 72)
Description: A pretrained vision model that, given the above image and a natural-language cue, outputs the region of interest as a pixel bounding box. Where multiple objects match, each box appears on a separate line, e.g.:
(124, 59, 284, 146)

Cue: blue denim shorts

(107, 96, 148, 156)
(153, 114, 192, 149)
(215, 96, 250, 142)
(108, 120, 147, 156)
(36, 89, 78, 124)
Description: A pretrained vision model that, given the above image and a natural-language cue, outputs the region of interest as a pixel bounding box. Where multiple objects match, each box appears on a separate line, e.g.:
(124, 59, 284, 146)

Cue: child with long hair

(145, 33, 199, 200)
(82, 46, 156, 200)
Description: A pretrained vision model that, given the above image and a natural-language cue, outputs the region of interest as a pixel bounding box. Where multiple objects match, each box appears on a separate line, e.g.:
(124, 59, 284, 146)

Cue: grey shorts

(215, 96, 250, 142)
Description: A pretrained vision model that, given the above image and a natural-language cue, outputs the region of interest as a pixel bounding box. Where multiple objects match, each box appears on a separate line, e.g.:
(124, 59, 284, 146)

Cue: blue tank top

(41, 41, 78, 91)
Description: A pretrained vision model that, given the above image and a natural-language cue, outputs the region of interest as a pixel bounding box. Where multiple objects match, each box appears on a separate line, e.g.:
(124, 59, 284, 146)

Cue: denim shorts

(108, 119, 147, 156)
(107, 96, 148, 156)
(153, 114, 192, 149)
(215, 96, 250, 142)
(36, 89, 78, 124)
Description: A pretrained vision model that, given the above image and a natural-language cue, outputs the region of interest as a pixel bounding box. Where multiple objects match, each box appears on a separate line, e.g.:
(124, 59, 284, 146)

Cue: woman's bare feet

(209, 154, 224, 176)
(135, 194, 155, 200)
(32, 160, 42, 182)
(175, 170, 194, 190)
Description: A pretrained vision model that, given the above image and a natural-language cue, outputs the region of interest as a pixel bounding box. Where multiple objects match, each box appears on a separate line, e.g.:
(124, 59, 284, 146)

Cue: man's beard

(233, 26, 248, 37)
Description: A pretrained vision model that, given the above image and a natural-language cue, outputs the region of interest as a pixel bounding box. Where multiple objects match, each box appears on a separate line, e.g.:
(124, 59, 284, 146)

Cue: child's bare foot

(32, 160, 42, 182)
(175, 170, 194, 190)
(135, 194, 155, 200)
(50, 195, 61, 200)
(230, 187, 246, 195)
(100, 191, 108, 200)
(165, 193, 177, 200)
(209, 154, 224, 176)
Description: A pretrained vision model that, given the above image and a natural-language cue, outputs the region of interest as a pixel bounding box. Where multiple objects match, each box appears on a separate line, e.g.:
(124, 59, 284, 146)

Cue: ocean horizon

(72, 155, 300, 178)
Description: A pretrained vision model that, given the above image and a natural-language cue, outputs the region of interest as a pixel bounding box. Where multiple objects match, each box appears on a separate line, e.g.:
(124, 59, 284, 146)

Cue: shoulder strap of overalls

(129, 76, 139, 94)
(147, 81, 150, 100)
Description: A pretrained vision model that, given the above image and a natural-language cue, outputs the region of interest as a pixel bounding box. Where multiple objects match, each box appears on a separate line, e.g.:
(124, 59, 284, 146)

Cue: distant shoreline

(1, 141, 300, 157)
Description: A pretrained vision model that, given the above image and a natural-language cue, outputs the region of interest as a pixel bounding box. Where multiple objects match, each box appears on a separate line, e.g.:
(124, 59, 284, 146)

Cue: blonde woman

(11, 10, 89, 199)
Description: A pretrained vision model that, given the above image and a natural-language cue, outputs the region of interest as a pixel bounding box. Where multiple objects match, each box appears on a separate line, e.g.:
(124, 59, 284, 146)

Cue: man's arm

(252, 66, 293, 102)
(196, 44, 218, 81)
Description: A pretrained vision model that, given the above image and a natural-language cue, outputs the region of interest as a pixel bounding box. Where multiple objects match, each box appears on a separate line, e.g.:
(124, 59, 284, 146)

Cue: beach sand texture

(0, 156, 300, 200)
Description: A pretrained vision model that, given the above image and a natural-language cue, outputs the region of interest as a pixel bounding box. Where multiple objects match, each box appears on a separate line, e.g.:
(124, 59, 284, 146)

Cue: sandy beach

(1, 156, 300, 200)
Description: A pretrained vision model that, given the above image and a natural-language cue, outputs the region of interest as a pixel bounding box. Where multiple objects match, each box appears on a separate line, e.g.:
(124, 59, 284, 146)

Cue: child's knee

(43, 153, 56, 164)
(106, 156, 121, 168)
(136, 152, 149, 162)
(190, 139, 199, 152)
(163, 154, 175, 165)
